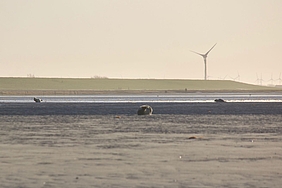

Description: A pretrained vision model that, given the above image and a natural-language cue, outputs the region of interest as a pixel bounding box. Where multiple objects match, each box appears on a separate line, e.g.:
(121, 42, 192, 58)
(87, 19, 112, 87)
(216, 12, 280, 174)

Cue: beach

(1, 102, 282, 187)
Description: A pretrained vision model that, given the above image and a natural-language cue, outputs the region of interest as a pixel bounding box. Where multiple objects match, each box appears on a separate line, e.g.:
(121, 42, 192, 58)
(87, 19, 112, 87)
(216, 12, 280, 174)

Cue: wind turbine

(256, 73, 260, 85)
(260, 73, 264, 85)
(191, 43, 217, 80)
(268, 73, 274, 85)
(230, 72, 240, 81)
(255, 73, 264, 85)
(277, 73, 282, 85)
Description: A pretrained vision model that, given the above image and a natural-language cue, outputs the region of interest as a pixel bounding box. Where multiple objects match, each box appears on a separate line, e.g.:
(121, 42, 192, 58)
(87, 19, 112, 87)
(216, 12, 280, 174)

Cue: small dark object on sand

(188, 136, 197, 139)
(188, 136, 202, 139)
(137, 105, 153, 115)
(214, 98, 226, 103)
(34, 97, 43, 103)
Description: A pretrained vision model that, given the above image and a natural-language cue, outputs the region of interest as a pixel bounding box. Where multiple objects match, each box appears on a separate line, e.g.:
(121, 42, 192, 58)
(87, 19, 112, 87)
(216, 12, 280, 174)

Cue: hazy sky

(1, 0, 282, 85)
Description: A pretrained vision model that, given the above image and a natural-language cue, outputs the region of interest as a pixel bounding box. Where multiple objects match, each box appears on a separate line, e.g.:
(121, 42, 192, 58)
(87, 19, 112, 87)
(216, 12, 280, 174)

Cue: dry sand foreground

(1, 111, 282, 188)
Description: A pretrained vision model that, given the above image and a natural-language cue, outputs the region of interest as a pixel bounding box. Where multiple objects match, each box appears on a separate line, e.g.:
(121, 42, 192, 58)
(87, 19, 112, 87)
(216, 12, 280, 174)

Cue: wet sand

(1, 103, 282, 187)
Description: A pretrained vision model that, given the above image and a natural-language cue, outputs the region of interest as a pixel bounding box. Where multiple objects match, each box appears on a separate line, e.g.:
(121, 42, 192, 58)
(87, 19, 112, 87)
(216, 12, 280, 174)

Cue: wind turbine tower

(191, 43, 217, 80)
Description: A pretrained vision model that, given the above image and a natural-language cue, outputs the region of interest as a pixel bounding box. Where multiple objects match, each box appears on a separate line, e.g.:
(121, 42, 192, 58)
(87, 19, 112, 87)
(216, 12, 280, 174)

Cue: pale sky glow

(1, 0, 282, 85)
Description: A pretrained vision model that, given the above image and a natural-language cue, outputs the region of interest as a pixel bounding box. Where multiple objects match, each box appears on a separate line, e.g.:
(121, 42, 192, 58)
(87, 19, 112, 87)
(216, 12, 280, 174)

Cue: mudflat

(0, 102, 282, 187)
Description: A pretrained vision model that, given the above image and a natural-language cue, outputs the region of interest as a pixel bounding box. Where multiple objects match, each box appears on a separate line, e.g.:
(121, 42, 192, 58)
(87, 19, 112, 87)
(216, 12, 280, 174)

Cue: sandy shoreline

(1, 132, 281, 188)
(1, 103, 282, 187)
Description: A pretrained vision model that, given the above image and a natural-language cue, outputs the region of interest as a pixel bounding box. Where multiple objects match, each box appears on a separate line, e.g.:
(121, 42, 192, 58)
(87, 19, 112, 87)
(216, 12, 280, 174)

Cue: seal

(34, 97, 43, 103)
(214, 98, 226, 103)
(137, 105, 153, 115)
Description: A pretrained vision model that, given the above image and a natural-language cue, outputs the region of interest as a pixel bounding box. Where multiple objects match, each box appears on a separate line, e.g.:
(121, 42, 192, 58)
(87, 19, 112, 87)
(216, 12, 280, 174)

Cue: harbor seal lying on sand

(34, 97, 43, 103)
(214, 98, 226, 103)
(137, 105, 153, 115)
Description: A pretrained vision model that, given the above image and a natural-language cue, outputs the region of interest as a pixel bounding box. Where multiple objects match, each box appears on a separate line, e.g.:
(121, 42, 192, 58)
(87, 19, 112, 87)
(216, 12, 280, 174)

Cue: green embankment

(0, 77, 279, 95)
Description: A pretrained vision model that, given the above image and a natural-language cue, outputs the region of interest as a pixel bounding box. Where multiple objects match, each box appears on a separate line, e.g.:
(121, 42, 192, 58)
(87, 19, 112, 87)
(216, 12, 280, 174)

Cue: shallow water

(0, 102, 282, 115)
(1, 93, 282, 103)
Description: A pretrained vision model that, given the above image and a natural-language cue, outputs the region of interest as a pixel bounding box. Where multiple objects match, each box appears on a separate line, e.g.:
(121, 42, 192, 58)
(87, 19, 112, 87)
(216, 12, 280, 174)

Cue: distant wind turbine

(191, 43, 217, 80)
(260, 73, 264, 85)
(256, 73, 260, 85)
(277, 73, 282, 85)
(255, 73, 264, 85)
(268, 73, 274, 85)
(230, 72, 240, 81)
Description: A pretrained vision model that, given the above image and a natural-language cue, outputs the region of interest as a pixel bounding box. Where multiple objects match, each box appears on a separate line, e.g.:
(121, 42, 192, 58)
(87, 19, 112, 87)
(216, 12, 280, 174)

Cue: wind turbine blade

(205, 43, 217, 56)
(190, 50, 205, 57)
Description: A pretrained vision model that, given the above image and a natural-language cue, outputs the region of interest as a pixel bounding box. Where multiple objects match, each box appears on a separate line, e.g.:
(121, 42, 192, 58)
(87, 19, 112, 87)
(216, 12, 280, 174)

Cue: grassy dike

(0, 77, 280, 95)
